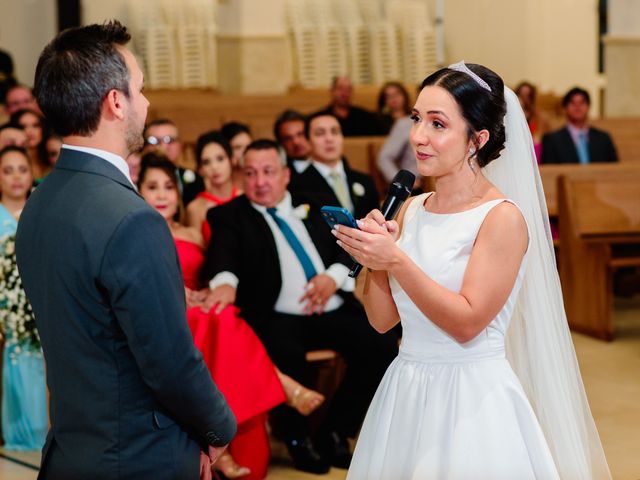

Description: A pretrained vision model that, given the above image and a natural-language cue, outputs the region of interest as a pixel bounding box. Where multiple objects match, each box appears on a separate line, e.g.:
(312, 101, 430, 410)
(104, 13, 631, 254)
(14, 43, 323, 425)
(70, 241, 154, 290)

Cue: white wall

(82, 0, 130, 26)
(608, 0, 640, 34)
(0, 0, 57, 87)
(444, 0, 601, 98)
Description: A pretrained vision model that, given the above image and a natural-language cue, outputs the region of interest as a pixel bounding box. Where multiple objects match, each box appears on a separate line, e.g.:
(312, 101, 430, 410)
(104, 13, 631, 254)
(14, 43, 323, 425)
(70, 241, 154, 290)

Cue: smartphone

(320, 206, 358, 229)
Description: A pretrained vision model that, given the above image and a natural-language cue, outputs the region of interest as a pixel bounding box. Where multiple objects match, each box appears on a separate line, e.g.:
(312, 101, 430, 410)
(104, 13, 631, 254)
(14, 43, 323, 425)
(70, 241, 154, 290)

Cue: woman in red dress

(185, 131, 239, 245)
(138, 153, 323, 479)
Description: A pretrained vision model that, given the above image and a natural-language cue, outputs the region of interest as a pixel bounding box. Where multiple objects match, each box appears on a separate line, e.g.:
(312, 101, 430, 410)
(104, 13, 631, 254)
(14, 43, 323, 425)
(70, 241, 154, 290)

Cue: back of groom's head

(34, 20, 131, 137)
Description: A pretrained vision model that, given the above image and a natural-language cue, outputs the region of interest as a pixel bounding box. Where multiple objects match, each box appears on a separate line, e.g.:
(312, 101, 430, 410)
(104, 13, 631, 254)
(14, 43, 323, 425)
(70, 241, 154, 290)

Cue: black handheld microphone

(348, 169, 416, 278)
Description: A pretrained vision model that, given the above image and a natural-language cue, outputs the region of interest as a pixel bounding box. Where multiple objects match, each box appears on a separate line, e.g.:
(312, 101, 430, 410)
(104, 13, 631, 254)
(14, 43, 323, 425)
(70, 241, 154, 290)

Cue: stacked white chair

(286, 0, 350, 87)
(332, 0, 371, 85)
(140, 27, 179, 89)
(356, 0, 383, 23)
(129, 0, 179, 89)
(289, 26, 323, 87)
(127, 0, 218, 89)
(388, 0, 438, 85)
(368, 22, 402, 85)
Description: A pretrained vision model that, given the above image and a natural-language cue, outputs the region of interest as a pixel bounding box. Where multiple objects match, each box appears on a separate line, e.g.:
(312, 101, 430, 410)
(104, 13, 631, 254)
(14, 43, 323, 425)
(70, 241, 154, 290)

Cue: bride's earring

(468, 148, 477, 172)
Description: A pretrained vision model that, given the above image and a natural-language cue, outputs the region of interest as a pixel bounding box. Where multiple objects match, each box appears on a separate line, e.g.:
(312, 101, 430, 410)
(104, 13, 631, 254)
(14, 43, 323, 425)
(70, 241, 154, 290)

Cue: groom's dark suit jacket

(201, 194, 358, 330)
(16, 149, 236, 480)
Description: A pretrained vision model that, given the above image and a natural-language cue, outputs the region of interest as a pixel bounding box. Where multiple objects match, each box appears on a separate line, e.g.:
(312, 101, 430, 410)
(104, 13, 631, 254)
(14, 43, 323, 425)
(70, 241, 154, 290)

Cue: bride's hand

(363, 209, 401, 242)
(332, 217, 402, 271)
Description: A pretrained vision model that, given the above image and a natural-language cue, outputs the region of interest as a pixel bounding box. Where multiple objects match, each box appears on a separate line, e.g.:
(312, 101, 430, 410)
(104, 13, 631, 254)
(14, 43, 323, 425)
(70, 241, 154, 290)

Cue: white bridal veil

(482, 87, 611, 479)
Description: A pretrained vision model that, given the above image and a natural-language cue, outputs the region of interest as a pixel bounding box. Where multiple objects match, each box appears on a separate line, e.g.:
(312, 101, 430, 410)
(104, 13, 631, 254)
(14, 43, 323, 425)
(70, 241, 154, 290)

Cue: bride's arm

(361, 269, 400, 333)
(349, 201, 412, 333)
(335, 202, 527, 343)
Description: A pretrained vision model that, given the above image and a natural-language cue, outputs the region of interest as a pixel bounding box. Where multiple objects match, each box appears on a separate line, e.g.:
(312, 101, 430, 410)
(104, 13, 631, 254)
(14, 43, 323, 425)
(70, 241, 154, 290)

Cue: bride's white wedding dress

(347, 193, 560, 480)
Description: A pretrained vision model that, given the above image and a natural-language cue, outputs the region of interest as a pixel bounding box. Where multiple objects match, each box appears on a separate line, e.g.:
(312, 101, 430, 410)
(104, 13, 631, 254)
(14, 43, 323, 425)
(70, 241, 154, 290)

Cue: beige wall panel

(0, 0, 56, 86)
(217, 35, 291, 94)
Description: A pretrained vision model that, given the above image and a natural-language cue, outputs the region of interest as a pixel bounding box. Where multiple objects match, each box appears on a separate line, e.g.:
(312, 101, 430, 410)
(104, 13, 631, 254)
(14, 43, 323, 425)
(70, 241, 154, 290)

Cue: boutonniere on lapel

(182, 169, 196, 184)
(352, 182, 365, 197)
(292, 204, 310, 220)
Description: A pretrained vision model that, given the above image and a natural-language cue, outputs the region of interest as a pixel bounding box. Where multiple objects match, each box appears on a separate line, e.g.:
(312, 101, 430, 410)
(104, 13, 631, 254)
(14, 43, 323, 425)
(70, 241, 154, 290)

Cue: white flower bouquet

(0, 234, 41, 360)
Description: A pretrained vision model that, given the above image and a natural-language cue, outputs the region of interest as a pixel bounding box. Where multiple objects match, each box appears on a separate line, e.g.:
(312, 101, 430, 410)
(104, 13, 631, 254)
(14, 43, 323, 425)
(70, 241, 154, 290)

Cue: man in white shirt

(143, 118, 204, 204)
(202, 139, 398, 475)
(289, 112, 380, 220)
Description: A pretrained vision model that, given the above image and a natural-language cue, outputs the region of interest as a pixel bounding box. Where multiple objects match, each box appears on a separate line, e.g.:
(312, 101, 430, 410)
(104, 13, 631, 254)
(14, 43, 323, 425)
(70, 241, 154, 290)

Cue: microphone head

(389, 169, 416, 200)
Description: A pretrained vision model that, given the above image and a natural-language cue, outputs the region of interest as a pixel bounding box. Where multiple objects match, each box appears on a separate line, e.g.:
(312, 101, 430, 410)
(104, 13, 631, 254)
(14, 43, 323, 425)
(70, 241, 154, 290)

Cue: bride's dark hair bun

(421, 64, 506, 168)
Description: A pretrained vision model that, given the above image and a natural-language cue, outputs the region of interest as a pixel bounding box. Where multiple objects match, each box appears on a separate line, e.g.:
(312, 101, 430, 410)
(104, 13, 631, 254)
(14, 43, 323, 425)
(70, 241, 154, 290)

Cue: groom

(16, 21, 235, 479)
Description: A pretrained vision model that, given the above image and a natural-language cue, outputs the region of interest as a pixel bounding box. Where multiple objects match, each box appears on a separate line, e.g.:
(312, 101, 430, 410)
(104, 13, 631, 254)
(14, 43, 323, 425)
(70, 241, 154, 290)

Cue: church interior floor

(1, 296, 639, 480)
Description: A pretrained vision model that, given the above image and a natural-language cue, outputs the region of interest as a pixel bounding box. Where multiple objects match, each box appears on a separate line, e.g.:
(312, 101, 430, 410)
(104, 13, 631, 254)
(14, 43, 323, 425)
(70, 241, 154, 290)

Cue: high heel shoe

(214, 453, 251, 479)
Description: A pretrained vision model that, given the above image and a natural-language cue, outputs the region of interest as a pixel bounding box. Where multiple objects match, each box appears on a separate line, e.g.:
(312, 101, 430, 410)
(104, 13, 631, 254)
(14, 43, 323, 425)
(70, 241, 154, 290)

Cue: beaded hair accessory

(448, 61, 492, 92)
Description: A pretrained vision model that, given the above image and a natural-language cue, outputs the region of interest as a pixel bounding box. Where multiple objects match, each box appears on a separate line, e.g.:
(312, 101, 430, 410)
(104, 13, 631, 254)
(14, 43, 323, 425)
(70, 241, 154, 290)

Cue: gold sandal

(214, 453, 251, 479)
(288, 386, 325, 416)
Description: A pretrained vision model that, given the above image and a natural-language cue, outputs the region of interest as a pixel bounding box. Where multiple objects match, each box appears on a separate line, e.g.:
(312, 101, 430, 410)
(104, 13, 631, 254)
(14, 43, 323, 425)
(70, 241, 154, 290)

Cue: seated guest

(185, 131, 240, 244)
(3, 84, 39, 117)
(125, 150, 142, 184)
(202, 140, 398, 474)
(138, 153, 324, 479)
(0, 49, 15, 114)
(143, 118, 204, 203)
(0, 146, 47, 451)
(290, 112, 379, 220)
(313, 76, 382, 136)
(221, 121, 253, 189)
(376, 114, 421, 189)
(0, 123, 27, 149)
(10, 108, 52, 182)
(376, 81, 411, 134)
(273, 109, 311, 174)
(541, 87, 617, 164)
(43, 132, 62, 166)
(514, 81, 551, 162)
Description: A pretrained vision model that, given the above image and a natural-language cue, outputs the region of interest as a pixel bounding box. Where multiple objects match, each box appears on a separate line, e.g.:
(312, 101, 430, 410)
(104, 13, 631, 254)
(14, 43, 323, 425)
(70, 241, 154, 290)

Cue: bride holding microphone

(333, 62, 610, 479)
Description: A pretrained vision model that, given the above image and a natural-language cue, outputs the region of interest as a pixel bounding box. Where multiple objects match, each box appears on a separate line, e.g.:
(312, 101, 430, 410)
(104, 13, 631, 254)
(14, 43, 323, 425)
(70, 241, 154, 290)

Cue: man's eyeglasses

(146, 135, 178, 146)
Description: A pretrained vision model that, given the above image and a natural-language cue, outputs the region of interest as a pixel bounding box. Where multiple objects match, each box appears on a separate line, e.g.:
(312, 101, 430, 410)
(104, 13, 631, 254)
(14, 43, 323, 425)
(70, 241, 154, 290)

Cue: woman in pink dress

(138, 153, 323, 479)
(185, 131, 239, 245)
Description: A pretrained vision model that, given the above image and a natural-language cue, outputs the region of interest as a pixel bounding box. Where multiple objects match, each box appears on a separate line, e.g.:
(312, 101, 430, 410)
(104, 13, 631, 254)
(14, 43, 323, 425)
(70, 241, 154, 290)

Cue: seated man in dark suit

(201, 140, 398, 475)
(541, 87, 618, 164)
(289, 112, 380, 220)
(312, 76, 382, 136)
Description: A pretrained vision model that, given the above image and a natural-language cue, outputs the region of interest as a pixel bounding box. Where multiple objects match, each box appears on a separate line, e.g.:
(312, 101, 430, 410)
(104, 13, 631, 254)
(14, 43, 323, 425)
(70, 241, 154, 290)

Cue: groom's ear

(103, 89, 126, 122)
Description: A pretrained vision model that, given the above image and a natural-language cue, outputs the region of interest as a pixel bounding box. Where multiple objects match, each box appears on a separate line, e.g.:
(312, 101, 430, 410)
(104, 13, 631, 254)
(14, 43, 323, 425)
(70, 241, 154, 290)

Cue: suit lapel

(587, 127, 597, 160)
(344, 164, 361, 213)
(307, 165, 341, 207)
(560, 128, 580, 164)
(291, 194, 331, 269)
(240, 196, 281, 282)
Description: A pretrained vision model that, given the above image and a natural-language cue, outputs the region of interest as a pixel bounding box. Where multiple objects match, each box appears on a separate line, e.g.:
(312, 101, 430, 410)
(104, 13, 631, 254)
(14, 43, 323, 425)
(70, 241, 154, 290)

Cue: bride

(333, 62, 610, 479)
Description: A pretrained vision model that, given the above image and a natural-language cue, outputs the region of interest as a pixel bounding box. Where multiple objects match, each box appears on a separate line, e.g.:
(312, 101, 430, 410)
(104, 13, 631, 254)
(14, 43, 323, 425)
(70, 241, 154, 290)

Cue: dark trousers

(255, 301, 398, 440)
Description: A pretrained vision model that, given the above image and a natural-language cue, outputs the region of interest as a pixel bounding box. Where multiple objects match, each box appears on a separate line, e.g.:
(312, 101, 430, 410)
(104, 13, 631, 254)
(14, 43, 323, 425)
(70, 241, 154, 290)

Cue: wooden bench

(557, 171, 640, 340)
(342, 136, 379, 174)
(591, 117, 640, 163)
(145, 87, 382, 143)
(539, 163, 640, 217)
